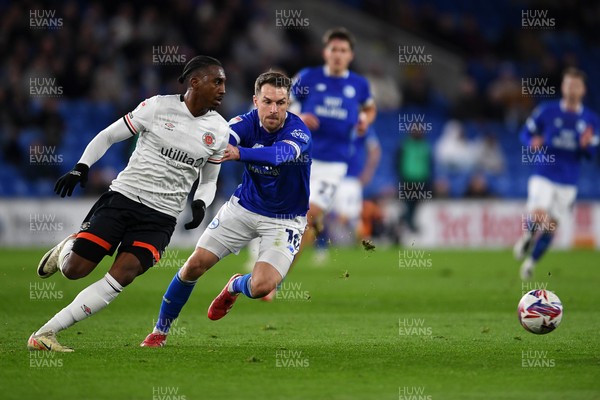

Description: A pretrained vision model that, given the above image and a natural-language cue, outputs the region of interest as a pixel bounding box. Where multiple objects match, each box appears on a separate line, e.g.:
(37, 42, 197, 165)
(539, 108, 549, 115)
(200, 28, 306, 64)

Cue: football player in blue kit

(514, 67, 599, 280)
(141, 71, 311, 347)
(290, 27, 376, 252)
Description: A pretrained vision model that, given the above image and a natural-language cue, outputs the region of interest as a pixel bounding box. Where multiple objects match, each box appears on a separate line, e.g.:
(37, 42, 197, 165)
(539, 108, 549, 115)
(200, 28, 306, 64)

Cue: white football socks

(36, 273, 123, 335)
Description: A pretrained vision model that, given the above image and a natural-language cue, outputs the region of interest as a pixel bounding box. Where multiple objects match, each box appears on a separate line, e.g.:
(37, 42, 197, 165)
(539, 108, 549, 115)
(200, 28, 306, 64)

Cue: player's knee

(181, 250, 215, 280)
(111, 267, 138, 287)
(250, 278, 277, 298)
(61, 261, 91, 280)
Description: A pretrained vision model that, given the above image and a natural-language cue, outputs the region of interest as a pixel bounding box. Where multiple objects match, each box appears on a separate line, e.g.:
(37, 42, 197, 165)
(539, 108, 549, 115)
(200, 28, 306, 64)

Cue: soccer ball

(518, 289, 563, 334)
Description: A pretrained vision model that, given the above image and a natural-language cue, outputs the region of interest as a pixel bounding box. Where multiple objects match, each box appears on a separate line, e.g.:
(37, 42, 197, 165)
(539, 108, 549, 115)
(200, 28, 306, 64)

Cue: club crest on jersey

(316, 83, 326, 92)
(291, 129, 309, 142)
(203, 132, 216, 147)
(80, 222, 90, 231)
(343, 85, 356, 98)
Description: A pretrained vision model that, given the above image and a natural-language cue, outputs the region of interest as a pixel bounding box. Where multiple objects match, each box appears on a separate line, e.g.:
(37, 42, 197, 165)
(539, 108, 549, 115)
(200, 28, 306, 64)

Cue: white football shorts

(197, 196, 306, 278)
(332, 176, 363, 220)
(309, 160, 348, 212)
(526, 175, 577, 224)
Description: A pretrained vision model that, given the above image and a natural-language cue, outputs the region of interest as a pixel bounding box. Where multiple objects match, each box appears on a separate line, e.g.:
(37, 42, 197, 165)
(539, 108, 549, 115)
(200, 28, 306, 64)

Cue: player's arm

(184, 161, 221, 230)
(185, 122, 228, 230)
(78, 119, 137, 166)
(357, 77, 377, 135)
(289, 70, 320, 130)
(578, 120, 600, 158)
(357, 100, 377, 135)
(54, 116, 141, 197)
(224, 140, 302, 166)
(359, 134, 382, 186)
(519, 106, 545, 150)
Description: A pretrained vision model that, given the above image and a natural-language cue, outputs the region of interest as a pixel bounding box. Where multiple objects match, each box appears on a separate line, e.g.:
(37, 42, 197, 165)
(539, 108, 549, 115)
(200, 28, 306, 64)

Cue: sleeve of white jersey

(78, 119, 136, 166)
(78, 97, 157, 167)
(193, 121, 228, 207)
(122, 96, 158, 135)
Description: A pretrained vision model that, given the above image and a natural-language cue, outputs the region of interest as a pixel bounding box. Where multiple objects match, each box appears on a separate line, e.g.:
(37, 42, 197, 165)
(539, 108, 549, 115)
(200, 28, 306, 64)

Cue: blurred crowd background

(1, 0, 599, 211)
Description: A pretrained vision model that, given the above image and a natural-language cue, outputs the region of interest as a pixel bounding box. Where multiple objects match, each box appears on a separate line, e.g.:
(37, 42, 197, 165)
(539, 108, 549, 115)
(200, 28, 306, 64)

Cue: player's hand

(300, 113, 319, 131)
(54, 163, 89, 198)
(530, 136, 544, 151)
(223, 144, 240, 161)
(580, 126, 594, 148)
(184, 200, 206, 230)
(356, 111, 369, 136)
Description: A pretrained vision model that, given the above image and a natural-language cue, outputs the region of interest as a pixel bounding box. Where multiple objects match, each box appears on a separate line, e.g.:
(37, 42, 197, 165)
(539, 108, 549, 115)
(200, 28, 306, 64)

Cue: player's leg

(334, 177, 363, 243)
(36, 192, 122, 279)
(27, 254, 128, 353)
(142, 246, 222, 347)
(143, 197, 254, 345)
(298, 160, 347, 259)
(207, 214, 305, 320)
(520, 182, 576, 280)
(244, 237, 260, 272)
(514, 176, 552, 260)
(28, 192, 127, 351)
(300, 202, 325, 252)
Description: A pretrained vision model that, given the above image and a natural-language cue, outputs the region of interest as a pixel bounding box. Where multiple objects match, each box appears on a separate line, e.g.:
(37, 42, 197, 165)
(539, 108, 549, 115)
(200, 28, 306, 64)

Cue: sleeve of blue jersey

(519, 104, 546, 145)
(359, 74, 373, 105)
(582, 112, 600, 157)
(238, 141, 299, 166)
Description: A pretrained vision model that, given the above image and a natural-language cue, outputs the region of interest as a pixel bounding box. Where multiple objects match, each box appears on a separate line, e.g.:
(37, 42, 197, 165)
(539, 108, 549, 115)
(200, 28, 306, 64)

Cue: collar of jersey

(559, 99, 583, 115)
(323, 65, 349, 79)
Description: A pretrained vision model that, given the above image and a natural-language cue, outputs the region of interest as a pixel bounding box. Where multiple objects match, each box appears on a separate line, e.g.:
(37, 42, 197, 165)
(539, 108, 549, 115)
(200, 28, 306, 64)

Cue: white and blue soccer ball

(518, 289, 563, 334)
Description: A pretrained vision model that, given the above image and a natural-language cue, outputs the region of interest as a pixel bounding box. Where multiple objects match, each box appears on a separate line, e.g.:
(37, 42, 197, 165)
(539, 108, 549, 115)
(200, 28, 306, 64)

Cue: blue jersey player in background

(290, 27, 377, 255)
(514, 67, 599, 280)
(141, 71, 311, 347)
(311, 127, 381, 261)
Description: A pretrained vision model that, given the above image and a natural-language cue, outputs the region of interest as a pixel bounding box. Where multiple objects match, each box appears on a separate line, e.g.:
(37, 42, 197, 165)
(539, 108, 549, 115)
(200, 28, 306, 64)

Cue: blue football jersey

(347, 127, 379, 178)
(520, 100, 599, 185)
(291, 66, 372, 163)
(229, 110, 311, 218)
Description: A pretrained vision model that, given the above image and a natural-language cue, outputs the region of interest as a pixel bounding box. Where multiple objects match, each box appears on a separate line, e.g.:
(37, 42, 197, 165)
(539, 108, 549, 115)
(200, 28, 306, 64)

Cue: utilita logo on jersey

(160, 147, 203, 168)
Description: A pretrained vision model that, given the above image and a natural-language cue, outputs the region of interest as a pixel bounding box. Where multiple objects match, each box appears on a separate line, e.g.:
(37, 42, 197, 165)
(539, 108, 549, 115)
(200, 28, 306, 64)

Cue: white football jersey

(110, 95, 229, 217)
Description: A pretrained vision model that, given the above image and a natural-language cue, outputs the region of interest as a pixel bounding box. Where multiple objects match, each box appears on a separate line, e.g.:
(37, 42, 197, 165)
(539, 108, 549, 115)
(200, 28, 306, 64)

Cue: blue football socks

(154, 269, 197, 334)
(231, 273, 253, 298)
(531, 231, 554, 261)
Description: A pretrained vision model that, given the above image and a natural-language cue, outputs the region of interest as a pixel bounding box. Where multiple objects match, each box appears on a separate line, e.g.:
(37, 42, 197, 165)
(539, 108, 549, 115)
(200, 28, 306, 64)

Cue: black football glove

(54, 163, 89, 198)
(184, 199, 206, 230)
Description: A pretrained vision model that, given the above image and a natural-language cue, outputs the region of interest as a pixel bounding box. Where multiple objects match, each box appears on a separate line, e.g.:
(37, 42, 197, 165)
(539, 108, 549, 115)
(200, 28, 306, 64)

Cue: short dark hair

(322, 27, 355, 50)
(563, 67, 587, 83)
(254, 71, 292, 96)
(178, 55, 222, 84)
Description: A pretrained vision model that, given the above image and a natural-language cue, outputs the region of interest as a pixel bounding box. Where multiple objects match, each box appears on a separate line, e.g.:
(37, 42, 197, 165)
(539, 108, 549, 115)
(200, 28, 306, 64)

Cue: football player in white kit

(27, 56, 229, 352)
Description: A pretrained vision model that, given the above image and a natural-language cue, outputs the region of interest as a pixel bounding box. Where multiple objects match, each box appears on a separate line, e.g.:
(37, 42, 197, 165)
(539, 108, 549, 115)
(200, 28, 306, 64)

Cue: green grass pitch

(1, 247, 599, 399)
